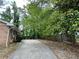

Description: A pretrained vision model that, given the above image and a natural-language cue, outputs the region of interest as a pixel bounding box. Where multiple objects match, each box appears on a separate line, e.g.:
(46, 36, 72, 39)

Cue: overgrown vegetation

(1, 0, 79, 44)
(22, 0, 79, 44)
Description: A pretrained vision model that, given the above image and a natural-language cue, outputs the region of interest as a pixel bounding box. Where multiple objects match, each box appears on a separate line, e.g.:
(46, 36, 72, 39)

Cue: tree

(51, 0, 79, 44)
(22, 0, 79, 44)
(0, 1, 20, 28)
(12, 1, 19, 28)
(0, 6, 12, 22)
(23, 1, 61, 38)
(51, 0, 79, 11)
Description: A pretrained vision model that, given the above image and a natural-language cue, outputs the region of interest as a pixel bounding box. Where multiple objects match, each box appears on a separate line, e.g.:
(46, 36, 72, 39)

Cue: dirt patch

(40, 40, 79, 59)
(0, 43, 18, 59)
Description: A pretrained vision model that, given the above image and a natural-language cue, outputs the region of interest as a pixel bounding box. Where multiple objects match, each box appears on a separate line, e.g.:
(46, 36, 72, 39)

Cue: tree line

(22, 0, 79, 44)
(1, 0, 79, 44)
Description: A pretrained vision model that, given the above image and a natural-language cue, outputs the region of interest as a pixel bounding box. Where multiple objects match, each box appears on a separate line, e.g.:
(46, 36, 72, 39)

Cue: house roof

(0, 20, 14, 27)
(0, 20, 19, 32)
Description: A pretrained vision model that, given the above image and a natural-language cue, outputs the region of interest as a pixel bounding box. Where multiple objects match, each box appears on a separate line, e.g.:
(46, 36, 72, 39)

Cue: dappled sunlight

(21, 40, 41, 44)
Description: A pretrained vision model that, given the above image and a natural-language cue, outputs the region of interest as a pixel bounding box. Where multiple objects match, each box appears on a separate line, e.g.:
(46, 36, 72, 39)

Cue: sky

(6, 0, 30, 8)
(0, 0, 30, 13)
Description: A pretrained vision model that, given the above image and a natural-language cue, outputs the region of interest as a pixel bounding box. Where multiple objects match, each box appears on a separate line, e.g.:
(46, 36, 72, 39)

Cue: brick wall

(0, 22, 9, 46)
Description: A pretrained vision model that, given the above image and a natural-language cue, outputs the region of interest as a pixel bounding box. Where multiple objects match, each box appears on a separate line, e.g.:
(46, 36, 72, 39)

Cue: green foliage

(22, 1, 62, 38)
(12, 1, 19, 28)
(0, 1, 20, 28)
(49, 0, 79, 43)
(0, 7, 12, 22)
(60, 9, 79, 43)
(22, 0, 79, 43)
(51, 0, 79, 11)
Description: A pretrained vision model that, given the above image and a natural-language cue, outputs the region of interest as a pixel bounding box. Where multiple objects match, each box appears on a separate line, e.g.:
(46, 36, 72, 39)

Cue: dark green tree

(0, 6, 12, 22)
(12, 1, 19, 28)
(51, 0, 79, 44)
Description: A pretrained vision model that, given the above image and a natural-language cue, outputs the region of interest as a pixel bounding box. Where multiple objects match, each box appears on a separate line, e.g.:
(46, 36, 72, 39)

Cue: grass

(41, 40, 79, 59)
(0, 43, 18, 59)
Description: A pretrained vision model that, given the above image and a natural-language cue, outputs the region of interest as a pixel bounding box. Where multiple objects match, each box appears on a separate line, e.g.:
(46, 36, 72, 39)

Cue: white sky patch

(0, 0, 30, 12)
(15, 0, 29, 8)
(6, 0, 30, 8)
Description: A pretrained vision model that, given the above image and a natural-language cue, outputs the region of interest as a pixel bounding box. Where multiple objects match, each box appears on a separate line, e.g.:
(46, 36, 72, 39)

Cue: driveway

(8, 40, 57, 59)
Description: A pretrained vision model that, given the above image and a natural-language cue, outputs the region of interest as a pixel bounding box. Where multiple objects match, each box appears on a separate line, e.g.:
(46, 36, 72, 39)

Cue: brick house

(0, 20, 17, 47)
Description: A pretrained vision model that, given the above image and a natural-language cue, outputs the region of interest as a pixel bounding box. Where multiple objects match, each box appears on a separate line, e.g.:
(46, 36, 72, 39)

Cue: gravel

(8, 40, 57, 59)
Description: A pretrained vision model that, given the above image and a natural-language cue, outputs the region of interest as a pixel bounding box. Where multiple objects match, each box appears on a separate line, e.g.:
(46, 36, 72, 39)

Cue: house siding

(0, 22, 9, 46)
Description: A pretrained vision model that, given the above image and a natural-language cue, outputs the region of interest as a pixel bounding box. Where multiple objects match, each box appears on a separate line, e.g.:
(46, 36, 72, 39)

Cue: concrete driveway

(8, 40, 57, 59)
